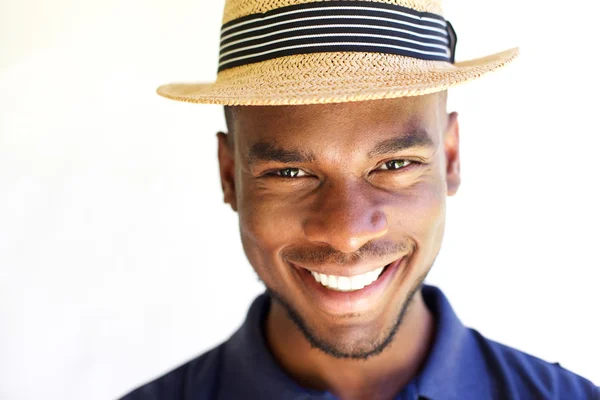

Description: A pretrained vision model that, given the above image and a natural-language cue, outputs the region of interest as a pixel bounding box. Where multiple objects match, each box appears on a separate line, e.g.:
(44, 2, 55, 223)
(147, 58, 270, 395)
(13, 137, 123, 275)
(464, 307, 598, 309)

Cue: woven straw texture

(157, 48, 519, 106)
(222, 0, 444, 24)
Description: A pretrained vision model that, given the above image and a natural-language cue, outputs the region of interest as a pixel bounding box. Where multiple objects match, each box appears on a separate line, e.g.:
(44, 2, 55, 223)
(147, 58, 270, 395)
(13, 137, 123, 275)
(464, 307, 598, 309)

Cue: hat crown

(222, 0, 444, 25)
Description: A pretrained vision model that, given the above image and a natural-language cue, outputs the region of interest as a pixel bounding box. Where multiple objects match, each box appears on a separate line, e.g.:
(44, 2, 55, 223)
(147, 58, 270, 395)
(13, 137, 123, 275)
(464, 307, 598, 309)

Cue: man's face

(217, 93, 460, 359)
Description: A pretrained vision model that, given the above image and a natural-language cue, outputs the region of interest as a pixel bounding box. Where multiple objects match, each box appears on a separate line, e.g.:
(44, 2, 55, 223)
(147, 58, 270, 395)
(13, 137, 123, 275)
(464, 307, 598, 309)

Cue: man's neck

(265, 290, 435, 400)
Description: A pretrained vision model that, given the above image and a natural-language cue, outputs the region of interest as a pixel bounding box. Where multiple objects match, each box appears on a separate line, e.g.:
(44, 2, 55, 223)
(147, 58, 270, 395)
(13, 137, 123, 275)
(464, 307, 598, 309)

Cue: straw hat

(156, 0, 519, 106)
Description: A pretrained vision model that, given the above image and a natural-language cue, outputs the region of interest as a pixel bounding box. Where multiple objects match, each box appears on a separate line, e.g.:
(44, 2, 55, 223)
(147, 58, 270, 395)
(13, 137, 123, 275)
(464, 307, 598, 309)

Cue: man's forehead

(232, 92, 443, 125)
(232, 94, 444, 155)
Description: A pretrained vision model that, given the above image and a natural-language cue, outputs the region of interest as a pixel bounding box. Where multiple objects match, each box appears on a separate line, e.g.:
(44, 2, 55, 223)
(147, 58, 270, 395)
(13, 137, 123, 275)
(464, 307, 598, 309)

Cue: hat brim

(156, 47, 519, 106)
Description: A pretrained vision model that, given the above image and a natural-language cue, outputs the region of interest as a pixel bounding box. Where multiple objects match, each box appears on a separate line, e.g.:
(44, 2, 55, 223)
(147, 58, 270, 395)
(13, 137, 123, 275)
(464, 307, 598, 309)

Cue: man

(121, 0, 599, 399)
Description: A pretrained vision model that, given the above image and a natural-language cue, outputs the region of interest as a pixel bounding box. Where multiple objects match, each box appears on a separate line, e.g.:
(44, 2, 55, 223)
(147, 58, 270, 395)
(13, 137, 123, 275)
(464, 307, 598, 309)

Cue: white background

(1, 0, 599, 399)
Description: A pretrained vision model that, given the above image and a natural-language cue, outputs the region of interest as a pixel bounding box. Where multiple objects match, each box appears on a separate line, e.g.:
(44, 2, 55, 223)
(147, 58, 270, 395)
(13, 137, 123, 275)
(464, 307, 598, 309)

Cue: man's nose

(302, 179, 388, 253)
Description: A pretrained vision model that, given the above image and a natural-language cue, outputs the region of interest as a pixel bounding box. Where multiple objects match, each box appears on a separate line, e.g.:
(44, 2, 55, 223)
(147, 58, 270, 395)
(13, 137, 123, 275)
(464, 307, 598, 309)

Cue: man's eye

(377, 160, 413, 171)
(269, 168, 307, 178)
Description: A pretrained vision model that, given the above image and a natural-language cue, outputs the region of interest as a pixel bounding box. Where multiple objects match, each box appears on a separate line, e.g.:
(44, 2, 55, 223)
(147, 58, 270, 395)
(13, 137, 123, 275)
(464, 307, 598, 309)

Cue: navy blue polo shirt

(120, 285, 599, 399)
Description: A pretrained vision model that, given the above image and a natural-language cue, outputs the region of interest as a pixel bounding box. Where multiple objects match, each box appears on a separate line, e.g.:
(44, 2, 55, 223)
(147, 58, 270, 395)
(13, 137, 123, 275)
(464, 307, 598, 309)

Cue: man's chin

(265, 276, 425, 360)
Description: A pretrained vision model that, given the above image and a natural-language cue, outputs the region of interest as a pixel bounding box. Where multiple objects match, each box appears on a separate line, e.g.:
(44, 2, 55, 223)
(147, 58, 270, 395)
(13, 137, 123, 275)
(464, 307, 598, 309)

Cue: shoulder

(118, 343, 224, 400)
(469, 328, 599, 399)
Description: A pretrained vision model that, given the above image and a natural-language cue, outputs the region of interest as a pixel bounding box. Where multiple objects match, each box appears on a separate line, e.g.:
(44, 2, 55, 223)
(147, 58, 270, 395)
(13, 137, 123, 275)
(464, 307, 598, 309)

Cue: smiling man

(120, 0, 599, 399)
(217, 95, 450, 400)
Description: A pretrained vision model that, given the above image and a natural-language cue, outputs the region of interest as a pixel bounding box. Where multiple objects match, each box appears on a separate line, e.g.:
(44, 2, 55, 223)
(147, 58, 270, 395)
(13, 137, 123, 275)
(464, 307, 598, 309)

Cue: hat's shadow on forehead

(230, 92, 445, 150)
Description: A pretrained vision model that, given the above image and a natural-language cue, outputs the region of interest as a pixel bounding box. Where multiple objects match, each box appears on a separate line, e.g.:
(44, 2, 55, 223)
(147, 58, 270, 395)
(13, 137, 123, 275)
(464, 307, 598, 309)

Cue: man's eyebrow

(247, 130, 434, 166)
(367, 129, 435, 158)
(247, 141, 317, 166)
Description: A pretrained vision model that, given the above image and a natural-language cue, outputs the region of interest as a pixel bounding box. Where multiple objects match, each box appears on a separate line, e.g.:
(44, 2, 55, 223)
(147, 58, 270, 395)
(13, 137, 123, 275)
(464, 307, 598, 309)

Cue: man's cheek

(241, 197, 295, 243)
(393, 183, 445, 243)
(239, 197, 298, 275)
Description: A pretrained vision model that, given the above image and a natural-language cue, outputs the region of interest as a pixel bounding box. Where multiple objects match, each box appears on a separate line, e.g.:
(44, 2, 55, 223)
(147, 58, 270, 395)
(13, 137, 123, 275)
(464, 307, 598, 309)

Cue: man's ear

(217, 131, 238, 211)
(444, 112, 461, 196)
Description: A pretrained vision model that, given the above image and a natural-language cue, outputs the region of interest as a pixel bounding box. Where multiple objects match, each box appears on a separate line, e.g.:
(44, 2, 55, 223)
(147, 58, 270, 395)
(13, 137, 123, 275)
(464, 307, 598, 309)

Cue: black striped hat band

(218, 0, 457, 72)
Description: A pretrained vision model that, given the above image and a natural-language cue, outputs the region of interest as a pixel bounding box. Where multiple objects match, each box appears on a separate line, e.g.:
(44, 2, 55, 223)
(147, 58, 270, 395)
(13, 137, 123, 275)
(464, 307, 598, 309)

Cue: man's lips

(289, 260, 395, 279)
(288, 256, 406, 315)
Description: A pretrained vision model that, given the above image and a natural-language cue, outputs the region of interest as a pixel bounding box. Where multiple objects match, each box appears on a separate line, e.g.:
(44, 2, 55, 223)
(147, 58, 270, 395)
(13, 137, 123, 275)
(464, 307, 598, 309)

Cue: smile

(308, 266, 386, 292)
(289, 256, 406, 315)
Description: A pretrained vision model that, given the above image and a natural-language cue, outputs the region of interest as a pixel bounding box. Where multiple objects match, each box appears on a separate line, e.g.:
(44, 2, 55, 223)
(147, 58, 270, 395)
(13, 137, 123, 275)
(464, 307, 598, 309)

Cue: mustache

(282, 240, 409, 266)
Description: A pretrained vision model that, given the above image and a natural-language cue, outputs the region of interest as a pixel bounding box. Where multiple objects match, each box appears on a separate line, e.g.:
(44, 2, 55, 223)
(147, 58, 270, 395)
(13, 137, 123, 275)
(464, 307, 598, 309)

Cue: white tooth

(317, 266, 389, 292)
(311, 271, 321, 283)
(327, 275, 338, 290)
(350, 275, 366, 290)
(366, 270, 377, 284)
(337, 277, 351, 291)
(319, 274, 328, 286)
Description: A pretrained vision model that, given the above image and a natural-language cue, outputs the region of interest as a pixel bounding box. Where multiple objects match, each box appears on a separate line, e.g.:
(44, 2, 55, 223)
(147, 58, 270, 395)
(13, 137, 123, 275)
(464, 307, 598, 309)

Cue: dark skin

(217, 92, 460, 400)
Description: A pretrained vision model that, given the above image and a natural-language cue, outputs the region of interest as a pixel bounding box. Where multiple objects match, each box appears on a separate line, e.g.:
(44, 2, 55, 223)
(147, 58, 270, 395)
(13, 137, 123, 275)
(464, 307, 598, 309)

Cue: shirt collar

(223, 284, 488, 400)
(416, 285, 491, 400)
(222, 292, 333, 399)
